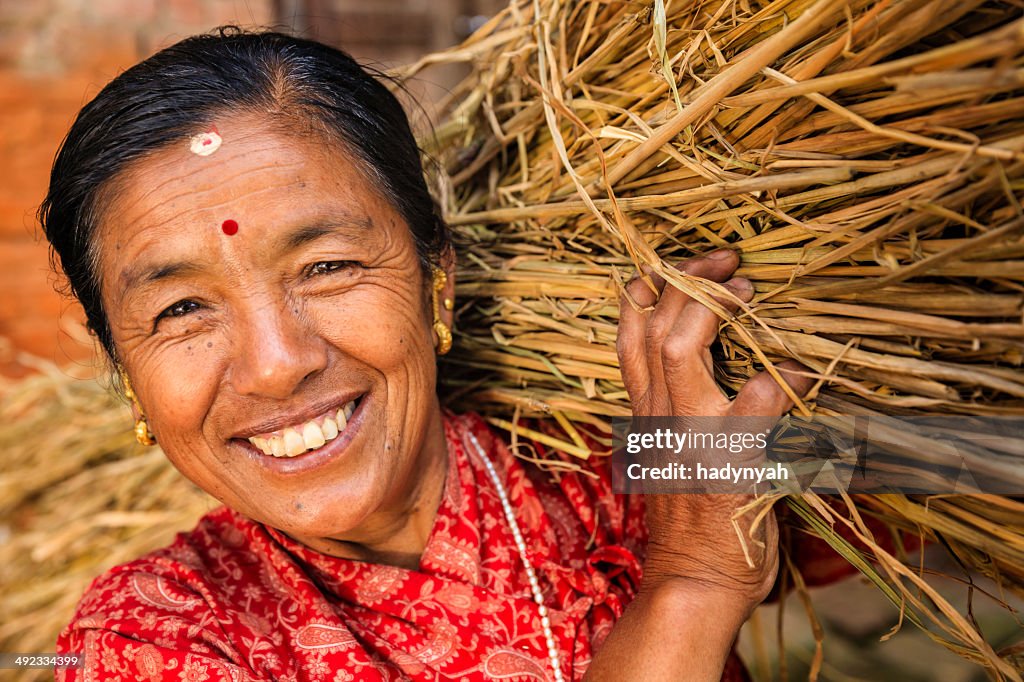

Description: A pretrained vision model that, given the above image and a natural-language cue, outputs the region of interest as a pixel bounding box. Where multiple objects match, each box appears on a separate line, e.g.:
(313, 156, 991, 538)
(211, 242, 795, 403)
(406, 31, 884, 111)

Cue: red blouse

(57, 412, 750, 681)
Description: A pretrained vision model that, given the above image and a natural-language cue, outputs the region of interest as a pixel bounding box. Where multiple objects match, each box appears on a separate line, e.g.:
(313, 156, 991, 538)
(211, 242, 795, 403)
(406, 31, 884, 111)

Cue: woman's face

(95, 114, 452, 550)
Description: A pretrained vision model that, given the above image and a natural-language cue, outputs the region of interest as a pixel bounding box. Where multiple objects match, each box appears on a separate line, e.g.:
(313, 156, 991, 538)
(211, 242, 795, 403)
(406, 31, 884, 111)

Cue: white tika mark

(189, 130, 222, 156)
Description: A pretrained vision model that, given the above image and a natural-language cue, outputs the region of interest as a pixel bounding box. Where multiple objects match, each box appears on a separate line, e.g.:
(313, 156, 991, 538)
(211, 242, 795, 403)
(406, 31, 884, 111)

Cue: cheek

(311, 285, 434, 364)
(134, 344, 226, 447)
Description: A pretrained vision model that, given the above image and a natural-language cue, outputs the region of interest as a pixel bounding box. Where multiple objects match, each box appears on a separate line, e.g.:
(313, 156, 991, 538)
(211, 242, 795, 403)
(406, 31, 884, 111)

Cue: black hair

(38, 27, 449, 360)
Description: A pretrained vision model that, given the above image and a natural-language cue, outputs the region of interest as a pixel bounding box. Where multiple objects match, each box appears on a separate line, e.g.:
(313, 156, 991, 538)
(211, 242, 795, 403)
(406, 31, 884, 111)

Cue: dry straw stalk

(402, 0, 1024, 676)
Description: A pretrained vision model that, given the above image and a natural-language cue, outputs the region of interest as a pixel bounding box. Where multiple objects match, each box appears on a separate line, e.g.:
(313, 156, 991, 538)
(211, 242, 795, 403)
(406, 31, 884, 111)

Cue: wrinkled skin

(95, 113, 454, 568)
(616, 251, 813, 609)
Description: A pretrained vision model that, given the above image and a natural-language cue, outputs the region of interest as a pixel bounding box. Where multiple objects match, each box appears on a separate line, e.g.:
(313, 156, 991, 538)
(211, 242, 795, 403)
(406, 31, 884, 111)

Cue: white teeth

(283, 429, 305, 457)
(247, 399, 357, 457)
(302, 421, 325, 449)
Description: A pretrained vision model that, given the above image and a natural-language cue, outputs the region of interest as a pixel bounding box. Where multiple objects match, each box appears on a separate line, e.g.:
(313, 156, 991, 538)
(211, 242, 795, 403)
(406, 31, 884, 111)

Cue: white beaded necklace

(464, 431, 566, 682)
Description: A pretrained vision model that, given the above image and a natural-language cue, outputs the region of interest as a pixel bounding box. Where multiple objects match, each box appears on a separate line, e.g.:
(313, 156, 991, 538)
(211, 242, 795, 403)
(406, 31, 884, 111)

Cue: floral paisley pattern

(56, 412, 750, 681)
(294, 625, 358, 652)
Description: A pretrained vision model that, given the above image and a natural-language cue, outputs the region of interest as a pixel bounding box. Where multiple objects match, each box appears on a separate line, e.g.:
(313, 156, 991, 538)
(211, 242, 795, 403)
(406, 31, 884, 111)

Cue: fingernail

(707, 249, 735, 260)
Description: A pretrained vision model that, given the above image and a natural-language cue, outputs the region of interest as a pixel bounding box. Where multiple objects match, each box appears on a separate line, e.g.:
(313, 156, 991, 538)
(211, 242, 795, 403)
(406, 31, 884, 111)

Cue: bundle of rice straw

(397, 0, 1024, 676)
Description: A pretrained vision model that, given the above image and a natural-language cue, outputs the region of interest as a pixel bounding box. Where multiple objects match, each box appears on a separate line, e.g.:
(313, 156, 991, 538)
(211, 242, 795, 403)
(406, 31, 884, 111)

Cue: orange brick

(0, 236, 89, 363)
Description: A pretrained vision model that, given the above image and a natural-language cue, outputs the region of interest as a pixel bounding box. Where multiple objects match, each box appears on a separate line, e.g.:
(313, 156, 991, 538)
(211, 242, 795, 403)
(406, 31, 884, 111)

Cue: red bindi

(221, 219, 239, 236)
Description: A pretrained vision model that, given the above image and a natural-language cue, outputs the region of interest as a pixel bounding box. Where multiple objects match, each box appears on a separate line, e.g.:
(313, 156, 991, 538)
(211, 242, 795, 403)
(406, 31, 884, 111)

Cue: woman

(43, 30, 811, 681)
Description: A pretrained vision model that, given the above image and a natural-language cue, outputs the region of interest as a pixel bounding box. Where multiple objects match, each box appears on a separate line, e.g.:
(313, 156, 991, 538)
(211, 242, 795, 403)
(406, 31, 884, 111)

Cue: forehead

(104, 116, 362, 222)
(93, 114, 401, 264)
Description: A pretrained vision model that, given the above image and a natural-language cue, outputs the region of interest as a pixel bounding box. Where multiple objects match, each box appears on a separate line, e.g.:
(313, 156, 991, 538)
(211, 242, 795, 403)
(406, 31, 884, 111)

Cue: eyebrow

(118, 214, 376, 292)
(121, 261, 205, 291)
(280, 214, 375, 253)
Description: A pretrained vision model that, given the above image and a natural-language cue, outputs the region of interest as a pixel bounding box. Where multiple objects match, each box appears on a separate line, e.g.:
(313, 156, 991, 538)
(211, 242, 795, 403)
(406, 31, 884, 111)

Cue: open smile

(234, 394, 368, 473)
(248, 398, 359, 457)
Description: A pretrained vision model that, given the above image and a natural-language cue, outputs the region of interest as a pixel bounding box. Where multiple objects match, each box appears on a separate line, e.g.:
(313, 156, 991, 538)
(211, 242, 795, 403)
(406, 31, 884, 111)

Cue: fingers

(618, 267, 665, 392)
(644, 251, 742, 394)
(647, 251, 742, 345)
(663, 276, 753, 366)
(617, 249, 747, 413)
(731, 359, 816, 417)
(625, 265, 665, 308)
(663, 277, 753, 414)
(617, 249, 815, 424)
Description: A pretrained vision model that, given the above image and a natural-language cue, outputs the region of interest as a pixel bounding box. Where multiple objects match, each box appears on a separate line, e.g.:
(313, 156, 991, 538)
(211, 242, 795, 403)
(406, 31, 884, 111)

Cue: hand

(616, 249, 813, 612)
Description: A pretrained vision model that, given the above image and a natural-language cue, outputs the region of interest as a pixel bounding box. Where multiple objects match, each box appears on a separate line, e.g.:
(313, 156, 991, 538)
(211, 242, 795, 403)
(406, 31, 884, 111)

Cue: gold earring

(118, 368, 157, 446)
(431, 266, 453, 356)
(134, 419, 157, 447)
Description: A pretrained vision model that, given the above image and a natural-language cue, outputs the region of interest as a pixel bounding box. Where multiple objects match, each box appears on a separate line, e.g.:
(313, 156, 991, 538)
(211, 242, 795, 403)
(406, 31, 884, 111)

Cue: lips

(247, 398, 358, 457)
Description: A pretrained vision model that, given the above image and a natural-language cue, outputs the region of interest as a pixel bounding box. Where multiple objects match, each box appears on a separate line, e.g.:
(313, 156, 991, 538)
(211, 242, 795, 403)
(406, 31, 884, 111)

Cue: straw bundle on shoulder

(407, 0, 1024, 424)
(399, 0, 1024, 676)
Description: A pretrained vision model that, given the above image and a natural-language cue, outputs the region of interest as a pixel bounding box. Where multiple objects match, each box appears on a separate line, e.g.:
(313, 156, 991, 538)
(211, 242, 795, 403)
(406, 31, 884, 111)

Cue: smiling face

(95, 113, 453, 559)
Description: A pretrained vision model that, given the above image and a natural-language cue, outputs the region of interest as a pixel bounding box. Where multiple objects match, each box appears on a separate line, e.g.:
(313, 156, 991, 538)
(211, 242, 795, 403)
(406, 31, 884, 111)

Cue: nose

(228, 298, 328, 399)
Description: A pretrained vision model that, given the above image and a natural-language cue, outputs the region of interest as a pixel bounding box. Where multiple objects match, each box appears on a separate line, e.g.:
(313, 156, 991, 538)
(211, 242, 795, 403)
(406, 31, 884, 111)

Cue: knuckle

(741, 378, 789, 416)
(712, 296, 741, 316)
(660, 333, 697, 367)
(617, 311, 640, 338)
(725, 277, 754, 299)
(616, 330, 638, 360)
(644, 314, 673, 346)
(615, 331, 628, 353)
(714, 286, 750, 314)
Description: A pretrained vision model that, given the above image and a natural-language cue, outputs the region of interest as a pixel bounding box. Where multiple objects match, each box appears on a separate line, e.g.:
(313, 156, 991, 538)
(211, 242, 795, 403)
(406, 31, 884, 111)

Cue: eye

(156, 299, 201, 322)
(306, 260, 357, 277)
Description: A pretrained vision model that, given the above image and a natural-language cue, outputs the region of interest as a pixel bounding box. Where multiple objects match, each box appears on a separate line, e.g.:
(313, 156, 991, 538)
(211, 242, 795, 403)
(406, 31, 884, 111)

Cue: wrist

(642, 517, 780, 607)
(586, 575, 756, 681)
(639, 574, 761, 629)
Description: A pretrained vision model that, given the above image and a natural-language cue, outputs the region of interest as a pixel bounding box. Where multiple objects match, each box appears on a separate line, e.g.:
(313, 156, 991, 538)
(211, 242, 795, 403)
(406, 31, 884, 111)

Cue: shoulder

(74, 506, 265, 599)
(65, 507, 236, 608)
(57, 507, 271, 680)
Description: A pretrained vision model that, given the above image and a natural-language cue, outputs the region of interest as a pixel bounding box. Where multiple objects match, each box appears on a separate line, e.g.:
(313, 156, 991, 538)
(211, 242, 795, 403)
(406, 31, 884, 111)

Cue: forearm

(584, 578, 750, 682)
